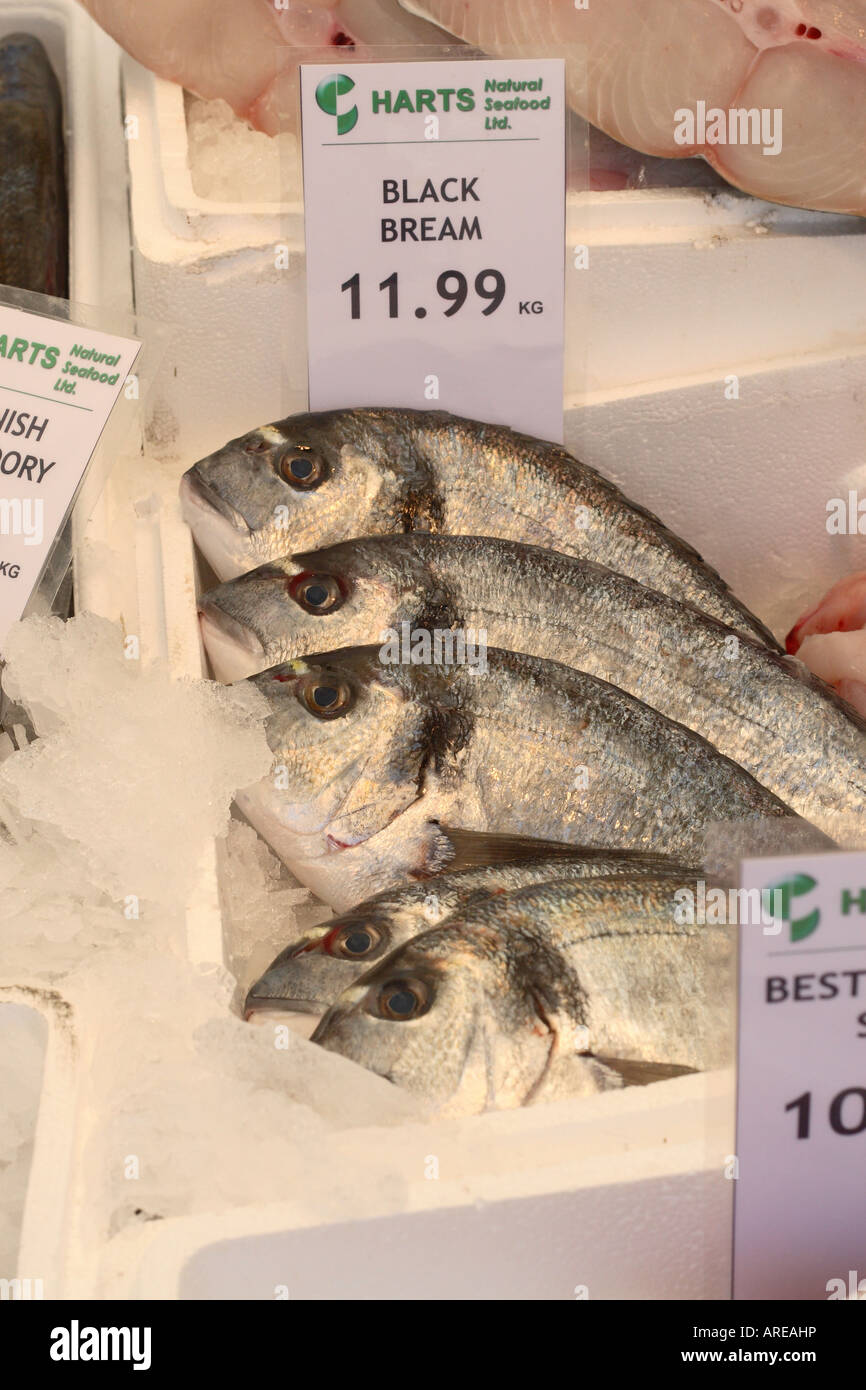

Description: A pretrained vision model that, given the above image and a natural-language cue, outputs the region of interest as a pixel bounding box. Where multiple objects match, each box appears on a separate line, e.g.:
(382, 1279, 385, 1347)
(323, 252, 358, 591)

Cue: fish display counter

(0, 0, 865, 1314)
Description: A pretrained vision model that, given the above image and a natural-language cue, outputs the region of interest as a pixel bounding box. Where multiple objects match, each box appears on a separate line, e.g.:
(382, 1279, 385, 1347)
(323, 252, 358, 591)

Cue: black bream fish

(312, 874, 735, 1115)
(245, 845, 700, 1017)
(200, 534, 866, 842)
(234, 644, 814, 909)
(0, 34, 67, 297)
(180, 407, 778, 647)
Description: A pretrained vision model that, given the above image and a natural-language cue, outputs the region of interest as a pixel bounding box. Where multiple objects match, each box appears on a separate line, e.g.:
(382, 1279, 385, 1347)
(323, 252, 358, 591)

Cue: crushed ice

(0, 1004, 46, 1276)
(0, 614, 270, 914)
(217, 819, 328, 997)
(0, 614, 424, 1273)
(184, 95, 299, 204)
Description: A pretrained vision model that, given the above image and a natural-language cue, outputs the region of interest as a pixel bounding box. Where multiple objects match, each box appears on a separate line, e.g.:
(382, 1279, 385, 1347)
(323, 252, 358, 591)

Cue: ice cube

(184, 94, 299, 204)
(0, 615, 272, 913)
(217, 819, 316, 992)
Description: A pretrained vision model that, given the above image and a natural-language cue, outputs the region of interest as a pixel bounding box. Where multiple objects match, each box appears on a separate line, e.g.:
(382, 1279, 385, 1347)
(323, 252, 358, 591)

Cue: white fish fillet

(75, 0, 446, 133)
(401, 0, 866, 214)
(79, 0, 864, 209)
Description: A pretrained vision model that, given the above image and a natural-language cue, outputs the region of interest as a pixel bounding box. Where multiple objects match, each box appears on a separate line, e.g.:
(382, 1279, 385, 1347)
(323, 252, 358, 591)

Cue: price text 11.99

(341, 269, 506, 321)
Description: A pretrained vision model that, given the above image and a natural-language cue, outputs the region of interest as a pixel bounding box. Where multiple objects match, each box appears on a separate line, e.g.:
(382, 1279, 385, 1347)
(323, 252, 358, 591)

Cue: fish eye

(374, 977, 431, 1022)
(289, 571, 344, 615)
(300, 675, 355, 719)
(279, 447, 327, 489)
(330, 923, 384, 959)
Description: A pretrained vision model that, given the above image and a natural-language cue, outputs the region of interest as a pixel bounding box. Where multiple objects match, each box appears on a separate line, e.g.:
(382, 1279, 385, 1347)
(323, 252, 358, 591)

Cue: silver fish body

(312, 874, 735, 1115)
(245, 846, 699, 1016)
(203, 534, 866, 841)
(236, 811, 478, 915)
(181, 407, 776, 645)
(235, 644, 809, 908)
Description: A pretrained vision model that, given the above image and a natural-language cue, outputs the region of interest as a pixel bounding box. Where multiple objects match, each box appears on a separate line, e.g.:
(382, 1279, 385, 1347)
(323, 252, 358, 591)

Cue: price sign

(300, 57, 566, 441)
(0, 304, 140, 647)
(733, 851, 866, 1300)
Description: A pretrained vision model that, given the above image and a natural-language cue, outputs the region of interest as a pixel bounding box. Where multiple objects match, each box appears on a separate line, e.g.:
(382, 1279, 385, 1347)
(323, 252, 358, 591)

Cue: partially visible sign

(0, 305, 140, 645)
(301, 57, 566, 441)
(734, 851, 866, 1300)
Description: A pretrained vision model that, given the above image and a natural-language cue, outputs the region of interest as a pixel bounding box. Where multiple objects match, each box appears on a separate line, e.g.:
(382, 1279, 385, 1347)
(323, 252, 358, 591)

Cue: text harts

(0, 334, 123, 397)
(369, 77, 550, 133)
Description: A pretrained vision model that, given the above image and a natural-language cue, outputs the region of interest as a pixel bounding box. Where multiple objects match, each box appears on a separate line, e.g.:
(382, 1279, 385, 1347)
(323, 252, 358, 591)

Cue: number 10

(785, 1087, 866, 1138)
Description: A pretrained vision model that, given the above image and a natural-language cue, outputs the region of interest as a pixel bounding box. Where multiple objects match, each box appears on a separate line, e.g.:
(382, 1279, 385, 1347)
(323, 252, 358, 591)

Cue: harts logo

(315, 73, 358, 135)
(764, 873, 820, 942)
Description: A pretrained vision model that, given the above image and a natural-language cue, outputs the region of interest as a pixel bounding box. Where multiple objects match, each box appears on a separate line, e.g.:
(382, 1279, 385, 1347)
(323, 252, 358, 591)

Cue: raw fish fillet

(79, 0, 854, 209)
(75, 0, 448, 135)
(787, 572, 866, 716)
(402, 0, 866, 215)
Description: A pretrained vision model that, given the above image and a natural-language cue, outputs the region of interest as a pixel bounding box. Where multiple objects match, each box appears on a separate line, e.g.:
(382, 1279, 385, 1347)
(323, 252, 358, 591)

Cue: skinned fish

(234, 644, 811, 907)
(0, 34, 68, 297)
(181, 407, 777, 648)
(245, 845, 699, 1016)
(312, 874, 735, 1114)
(201, 534, 866, 841)
(401, 0, 866, 216)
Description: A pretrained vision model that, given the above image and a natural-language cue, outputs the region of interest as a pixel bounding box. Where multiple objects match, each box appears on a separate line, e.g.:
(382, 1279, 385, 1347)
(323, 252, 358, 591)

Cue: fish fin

(593, 1055, 698, 1087)
(429, 827, 653, 873)
(530, 1046, 626, 1101)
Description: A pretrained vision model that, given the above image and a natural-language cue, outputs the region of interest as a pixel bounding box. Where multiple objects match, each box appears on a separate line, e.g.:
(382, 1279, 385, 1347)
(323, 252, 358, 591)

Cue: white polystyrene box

(78, 354, 861, 1303)
(8, 14, 866, 1301)
(98, 1070, 733, 1302)
(101, 77, 865, 1298)
(122, 59, 307, 467)
(0, 0, 136, 1300)
(567, 350, 866, 640)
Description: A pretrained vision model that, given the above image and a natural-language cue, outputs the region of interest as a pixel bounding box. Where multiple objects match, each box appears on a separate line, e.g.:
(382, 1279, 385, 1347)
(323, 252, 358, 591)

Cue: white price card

(733, 851, 866, 1300)
(0, 304, 140, 647)
(300, 58, 566, 441)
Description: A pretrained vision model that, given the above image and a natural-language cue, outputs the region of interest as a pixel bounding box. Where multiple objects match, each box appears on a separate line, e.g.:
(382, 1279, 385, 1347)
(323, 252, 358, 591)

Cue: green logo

(315, 73, 358, 135)
(765, 873, 820, 941)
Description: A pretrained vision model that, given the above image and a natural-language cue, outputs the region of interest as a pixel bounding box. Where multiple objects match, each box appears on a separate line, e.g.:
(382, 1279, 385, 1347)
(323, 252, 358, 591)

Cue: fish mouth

(244, 992, 325, 1019)
(180, 468, 251, 535)
(309, 1011, 338, 1045)
(198, 602, 266, 682)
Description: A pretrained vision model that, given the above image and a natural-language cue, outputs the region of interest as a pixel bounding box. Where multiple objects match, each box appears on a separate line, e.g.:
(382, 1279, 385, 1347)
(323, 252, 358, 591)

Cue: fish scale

(235, 643, 817, 909)
(181, 407, 779, 648)
(245, 844, 701, 1015)
(311, 873, 735, 1113)
(201, 533, 866, 841)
